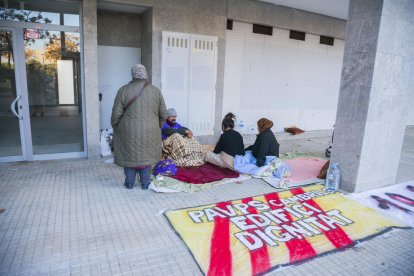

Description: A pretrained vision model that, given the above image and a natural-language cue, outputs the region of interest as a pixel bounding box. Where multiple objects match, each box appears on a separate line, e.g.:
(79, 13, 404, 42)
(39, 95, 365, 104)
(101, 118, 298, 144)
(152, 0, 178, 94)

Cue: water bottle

(249, 124, 256, 134)
(325, 163, 340, 192)
(238, 120, 245, 133)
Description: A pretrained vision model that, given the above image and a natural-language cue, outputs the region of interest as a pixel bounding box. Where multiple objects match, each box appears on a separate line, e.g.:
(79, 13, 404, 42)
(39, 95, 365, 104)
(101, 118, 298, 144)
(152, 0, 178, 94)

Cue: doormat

(347, 181, 414, 227)
(164, 184, 408, 276)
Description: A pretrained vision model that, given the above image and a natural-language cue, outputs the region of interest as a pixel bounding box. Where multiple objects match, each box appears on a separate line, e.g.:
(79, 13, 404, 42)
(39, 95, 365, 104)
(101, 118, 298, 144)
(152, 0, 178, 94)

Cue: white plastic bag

(100, 129, 112, 157)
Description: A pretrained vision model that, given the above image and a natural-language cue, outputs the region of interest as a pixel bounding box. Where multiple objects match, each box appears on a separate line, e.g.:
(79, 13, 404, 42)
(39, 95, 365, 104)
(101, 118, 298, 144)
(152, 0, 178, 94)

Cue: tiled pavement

(0, 129, 413, 275)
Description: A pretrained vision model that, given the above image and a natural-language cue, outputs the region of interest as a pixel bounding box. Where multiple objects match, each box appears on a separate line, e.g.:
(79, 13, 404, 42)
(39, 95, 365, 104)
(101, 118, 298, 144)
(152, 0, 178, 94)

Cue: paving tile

(1, 134, 414, 275)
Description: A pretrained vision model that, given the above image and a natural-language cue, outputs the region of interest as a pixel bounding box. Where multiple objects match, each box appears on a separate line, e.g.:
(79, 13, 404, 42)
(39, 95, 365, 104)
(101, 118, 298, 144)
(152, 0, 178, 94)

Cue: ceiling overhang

(257, 0, 349, 20)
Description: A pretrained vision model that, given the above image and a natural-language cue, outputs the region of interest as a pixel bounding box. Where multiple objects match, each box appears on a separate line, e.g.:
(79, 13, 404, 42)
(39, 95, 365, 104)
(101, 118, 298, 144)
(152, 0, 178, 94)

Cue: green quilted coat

(111, 79, 167, 167)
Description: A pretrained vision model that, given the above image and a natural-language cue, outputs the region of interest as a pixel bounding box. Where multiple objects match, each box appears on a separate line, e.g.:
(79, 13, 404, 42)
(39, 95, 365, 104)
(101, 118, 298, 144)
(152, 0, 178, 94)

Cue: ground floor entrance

(0, 18, 84, 162)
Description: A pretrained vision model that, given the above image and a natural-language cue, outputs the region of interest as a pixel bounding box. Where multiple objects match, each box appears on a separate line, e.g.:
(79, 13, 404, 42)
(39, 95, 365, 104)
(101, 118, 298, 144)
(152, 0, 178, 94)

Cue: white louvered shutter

(188, 35, 217, 135)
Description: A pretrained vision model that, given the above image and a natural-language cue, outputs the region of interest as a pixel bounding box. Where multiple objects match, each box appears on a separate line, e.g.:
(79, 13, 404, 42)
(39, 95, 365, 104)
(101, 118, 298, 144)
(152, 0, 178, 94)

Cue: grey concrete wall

(332, 0, 414, 192)
(83, 0, 100, 158)
(97, 10, 142, 47)
(150, 0, 227, 137)
(150, 3, 227, 87)
(141, 8, 153, 82)
(105, 0, 347, 139)
(228, 0, 347, 39)
(408, 98, 414, 125)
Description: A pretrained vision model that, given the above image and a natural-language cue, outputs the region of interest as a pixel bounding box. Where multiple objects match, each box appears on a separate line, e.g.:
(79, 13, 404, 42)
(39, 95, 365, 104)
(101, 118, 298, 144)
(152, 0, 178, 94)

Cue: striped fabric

(165, 184, 406, 276)
(162, 133, 204, 167)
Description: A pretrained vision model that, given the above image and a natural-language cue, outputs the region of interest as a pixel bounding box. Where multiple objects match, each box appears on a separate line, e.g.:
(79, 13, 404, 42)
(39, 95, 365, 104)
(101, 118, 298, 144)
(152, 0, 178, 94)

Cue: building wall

(141, 8, 153, 82)
(127, 0, 347, 137)
(97, 10, 142, 47)
(83, 0, 100, 158)
(223, 21, 345, 134)
(151, 1, 227, 136)
(228, 0, 346, 39)
(81, 0, 413, 160)
(85, 0, 348, 148)
(408, 96, 414, 125)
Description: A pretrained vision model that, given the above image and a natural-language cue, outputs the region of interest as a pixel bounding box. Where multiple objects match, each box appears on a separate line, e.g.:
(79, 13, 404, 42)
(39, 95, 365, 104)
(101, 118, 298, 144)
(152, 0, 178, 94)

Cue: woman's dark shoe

(124, 183, 133, 189)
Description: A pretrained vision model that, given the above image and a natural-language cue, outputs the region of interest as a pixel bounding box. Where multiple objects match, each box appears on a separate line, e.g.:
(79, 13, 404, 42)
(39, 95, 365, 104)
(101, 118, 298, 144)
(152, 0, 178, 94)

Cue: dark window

(289, 30, 306, 41)
(227, 19, 233, 30)
(320, 36, 334, 46)
(253, 24, 273, 36)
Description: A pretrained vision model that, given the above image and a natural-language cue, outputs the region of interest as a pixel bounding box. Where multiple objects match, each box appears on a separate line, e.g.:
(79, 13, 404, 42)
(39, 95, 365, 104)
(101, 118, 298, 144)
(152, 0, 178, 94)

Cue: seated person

(205, 113, 244, 170)
(161, 108, 204, 167)
(245, 118, 279, 167)
(161, 108, 193, 140)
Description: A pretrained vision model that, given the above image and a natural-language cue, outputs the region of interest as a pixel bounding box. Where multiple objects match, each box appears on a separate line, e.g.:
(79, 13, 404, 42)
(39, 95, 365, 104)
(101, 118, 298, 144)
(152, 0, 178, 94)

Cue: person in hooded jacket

(111, 64, 167, 189)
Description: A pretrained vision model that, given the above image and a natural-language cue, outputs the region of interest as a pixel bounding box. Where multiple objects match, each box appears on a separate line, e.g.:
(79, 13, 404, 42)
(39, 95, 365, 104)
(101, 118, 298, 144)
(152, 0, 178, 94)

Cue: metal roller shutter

(223, 21, 344, 133)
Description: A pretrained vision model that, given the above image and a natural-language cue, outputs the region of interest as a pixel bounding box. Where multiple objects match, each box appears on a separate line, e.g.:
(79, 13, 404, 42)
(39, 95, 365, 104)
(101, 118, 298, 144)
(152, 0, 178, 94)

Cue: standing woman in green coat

(111, 64, 167, 189)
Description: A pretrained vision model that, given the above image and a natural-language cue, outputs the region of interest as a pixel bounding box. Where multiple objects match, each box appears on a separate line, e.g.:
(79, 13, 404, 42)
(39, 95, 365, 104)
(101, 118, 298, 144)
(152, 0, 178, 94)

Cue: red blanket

(171, 163, 239, 184)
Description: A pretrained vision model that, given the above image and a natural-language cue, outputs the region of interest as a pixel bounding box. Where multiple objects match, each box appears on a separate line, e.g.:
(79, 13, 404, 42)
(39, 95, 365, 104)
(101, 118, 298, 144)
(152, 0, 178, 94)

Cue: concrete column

(332, 0, 414, 192)
(82, 0, 100, 158)
(141, 8, 153, 83)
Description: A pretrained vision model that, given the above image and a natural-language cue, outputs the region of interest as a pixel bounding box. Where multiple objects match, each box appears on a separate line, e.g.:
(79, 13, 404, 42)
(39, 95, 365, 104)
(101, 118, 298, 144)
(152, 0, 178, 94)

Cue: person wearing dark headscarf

(111, 64, 167, 189)
(205, 113, 245, 170)
(245, 118, 279, 167)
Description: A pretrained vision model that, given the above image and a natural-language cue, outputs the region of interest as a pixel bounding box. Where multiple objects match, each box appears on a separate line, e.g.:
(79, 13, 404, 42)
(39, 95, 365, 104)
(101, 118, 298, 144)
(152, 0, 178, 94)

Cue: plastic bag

(153, 159, 177, 176)
(100, 129, 112, 157)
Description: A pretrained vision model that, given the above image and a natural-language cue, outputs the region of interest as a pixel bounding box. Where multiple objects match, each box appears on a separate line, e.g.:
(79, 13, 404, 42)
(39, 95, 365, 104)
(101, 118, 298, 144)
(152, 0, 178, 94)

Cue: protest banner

(165, 184, 408, 275)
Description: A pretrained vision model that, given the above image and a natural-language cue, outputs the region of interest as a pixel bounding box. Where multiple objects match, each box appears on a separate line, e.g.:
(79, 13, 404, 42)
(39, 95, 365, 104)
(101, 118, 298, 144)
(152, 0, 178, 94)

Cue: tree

(0, 8, 51, 68)
(44, 34, 80, 63)
(24, 48, 36, 59)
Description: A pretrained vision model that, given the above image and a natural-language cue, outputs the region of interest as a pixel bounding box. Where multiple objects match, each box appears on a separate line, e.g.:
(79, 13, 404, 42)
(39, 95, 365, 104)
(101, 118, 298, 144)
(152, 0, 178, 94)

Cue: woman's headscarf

(257, 118, 273, 133)
(131, 64, 148, 80)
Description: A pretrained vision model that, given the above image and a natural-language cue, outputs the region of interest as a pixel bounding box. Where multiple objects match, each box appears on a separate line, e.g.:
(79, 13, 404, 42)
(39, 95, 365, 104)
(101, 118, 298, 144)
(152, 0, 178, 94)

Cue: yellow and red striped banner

(165, 184, 406, 275)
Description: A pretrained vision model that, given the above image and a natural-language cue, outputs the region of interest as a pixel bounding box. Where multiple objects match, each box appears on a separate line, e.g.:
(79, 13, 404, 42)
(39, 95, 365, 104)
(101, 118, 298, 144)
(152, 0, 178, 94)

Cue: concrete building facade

(1, 0, 413, 192)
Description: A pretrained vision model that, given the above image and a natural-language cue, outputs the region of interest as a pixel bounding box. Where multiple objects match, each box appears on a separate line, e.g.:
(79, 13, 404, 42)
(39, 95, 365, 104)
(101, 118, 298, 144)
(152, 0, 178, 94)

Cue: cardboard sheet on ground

(347, 181, 414, 227)
(165, 184, 407, 276)
(263, 157, 326, 189)
(284, 157, 326, 183)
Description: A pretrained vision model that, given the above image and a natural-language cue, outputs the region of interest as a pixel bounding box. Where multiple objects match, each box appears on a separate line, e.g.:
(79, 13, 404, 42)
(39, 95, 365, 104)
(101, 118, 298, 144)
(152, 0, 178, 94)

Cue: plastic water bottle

(325, 163, 340, 192)
(238, 120, 245, 133)
(249, 124, 256, 134)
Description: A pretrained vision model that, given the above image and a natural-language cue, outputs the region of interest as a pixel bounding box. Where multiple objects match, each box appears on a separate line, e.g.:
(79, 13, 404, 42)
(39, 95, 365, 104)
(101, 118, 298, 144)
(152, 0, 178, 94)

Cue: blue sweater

(161, 121, 186, 140)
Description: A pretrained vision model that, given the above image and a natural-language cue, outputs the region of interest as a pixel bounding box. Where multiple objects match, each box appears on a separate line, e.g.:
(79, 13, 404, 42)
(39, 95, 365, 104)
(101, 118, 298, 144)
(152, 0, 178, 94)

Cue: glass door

(24, 29, 84, 155)
(1, 1, 85, 162)
(0, 28, 26, 161)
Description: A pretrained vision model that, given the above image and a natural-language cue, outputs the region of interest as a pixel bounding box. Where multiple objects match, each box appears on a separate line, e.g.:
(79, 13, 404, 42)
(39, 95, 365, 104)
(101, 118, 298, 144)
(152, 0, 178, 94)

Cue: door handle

(10, 95, 23, 120)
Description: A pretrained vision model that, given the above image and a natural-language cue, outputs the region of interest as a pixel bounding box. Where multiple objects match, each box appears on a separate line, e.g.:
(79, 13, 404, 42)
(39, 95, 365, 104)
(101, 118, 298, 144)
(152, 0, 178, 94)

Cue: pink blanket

(284, 157, 326, 182)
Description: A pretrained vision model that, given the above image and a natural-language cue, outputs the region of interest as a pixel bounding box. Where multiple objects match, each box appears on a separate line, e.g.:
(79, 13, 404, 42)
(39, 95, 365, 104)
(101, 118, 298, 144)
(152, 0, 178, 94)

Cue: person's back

(111, 64, 167, 189)
(246, 118, 279, 167)
(253, 128, 279, 156)
(112, 81, 166, 166)
(206, 112, 244, 170)
(213, 129, 244, 157)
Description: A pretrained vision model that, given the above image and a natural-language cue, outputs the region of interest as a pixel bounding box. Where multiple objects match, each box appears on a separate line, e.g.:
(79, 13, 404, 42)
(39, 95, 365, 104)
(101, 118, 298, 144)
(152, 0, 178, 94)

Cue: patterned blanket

(162, 133, 204, 167)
